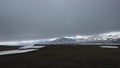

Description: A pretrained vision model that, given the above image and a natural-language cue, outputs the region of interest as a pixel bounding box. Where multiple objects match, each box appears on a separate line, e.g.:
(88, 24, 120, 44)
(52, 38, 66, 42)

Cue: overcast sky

(0, 0, 120, 41)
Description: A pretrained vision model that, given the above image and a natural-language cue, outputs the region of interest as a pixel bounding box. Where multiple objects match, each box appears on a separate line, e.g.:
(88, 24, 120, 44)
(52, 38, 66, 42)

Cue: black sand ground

(0, 44, 120, 68)
(0, 45, 21, 51)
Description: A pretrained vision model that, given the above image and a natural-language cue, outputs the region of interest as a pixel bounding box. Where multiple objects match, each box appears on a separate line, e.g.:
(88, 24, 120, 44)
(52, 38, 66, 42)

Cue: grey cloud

(0, 0, 120, 41)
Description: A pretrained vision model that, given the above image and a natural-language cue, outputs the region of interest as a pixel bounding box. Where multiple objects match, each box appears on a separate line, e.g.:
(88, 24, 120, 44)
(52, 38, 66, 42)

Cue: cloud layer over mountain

(0, 0, 120, 41)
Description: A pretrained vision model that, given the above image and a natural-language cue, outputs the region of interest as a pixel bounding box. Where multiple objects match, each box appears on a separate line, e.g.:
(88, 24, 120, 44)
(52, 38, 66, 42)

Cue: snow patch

(0, 49, 37, 55)
(19, 45, 46, 49)
(100, 46, 119, 48)
(0, 46, 46, 55)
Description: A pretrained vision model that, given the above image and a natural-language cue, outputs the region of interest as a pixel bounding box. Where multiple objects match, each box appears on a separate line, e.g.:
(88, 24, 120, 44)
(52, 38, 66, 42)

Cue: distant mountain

(6, 31, 120, 46)
(43, 31, 120, 44)
(105, 38, 120, 43)
(49, 37, 76, 44)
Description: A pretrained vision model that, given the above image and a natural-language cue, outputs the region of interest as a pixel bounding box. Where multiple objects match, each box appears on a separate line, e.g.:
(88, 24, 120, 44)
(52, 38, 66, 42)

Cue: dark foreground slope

(0, 45, 21, 51)
(0, 44, 120, 68)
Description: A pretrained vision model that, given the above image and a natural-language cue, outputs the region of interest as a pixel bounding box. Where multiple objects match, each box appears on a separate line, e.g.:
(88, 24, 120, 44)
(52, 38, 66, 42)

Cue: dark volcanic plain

(0, 45, 21, 51)
(0, 44, 120, 68)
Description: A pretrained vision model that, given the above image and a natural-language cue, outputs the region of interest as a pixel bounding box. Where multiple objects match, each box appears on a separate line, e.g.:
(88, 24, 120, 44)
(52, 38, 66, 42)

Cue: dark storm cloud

(0, 0, 120, 41)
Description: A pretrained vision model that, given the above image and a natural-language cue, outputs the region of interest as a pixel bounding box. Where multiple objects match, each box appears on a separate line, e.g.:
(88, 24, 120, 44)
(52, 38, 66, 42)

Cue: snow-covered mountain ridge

(41, 31, 120, 44)
(0, 31, 120, 45)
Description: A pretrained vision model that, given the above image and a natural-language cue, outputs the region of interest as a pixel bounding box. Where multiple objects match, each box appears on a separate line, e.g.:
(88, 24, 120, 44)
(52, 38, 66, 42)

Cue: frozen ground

(0, 45, 46, 55)
(0, 49, 37, 55)
(19, 45, 46, 49)
(100, 46, 119, 48)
